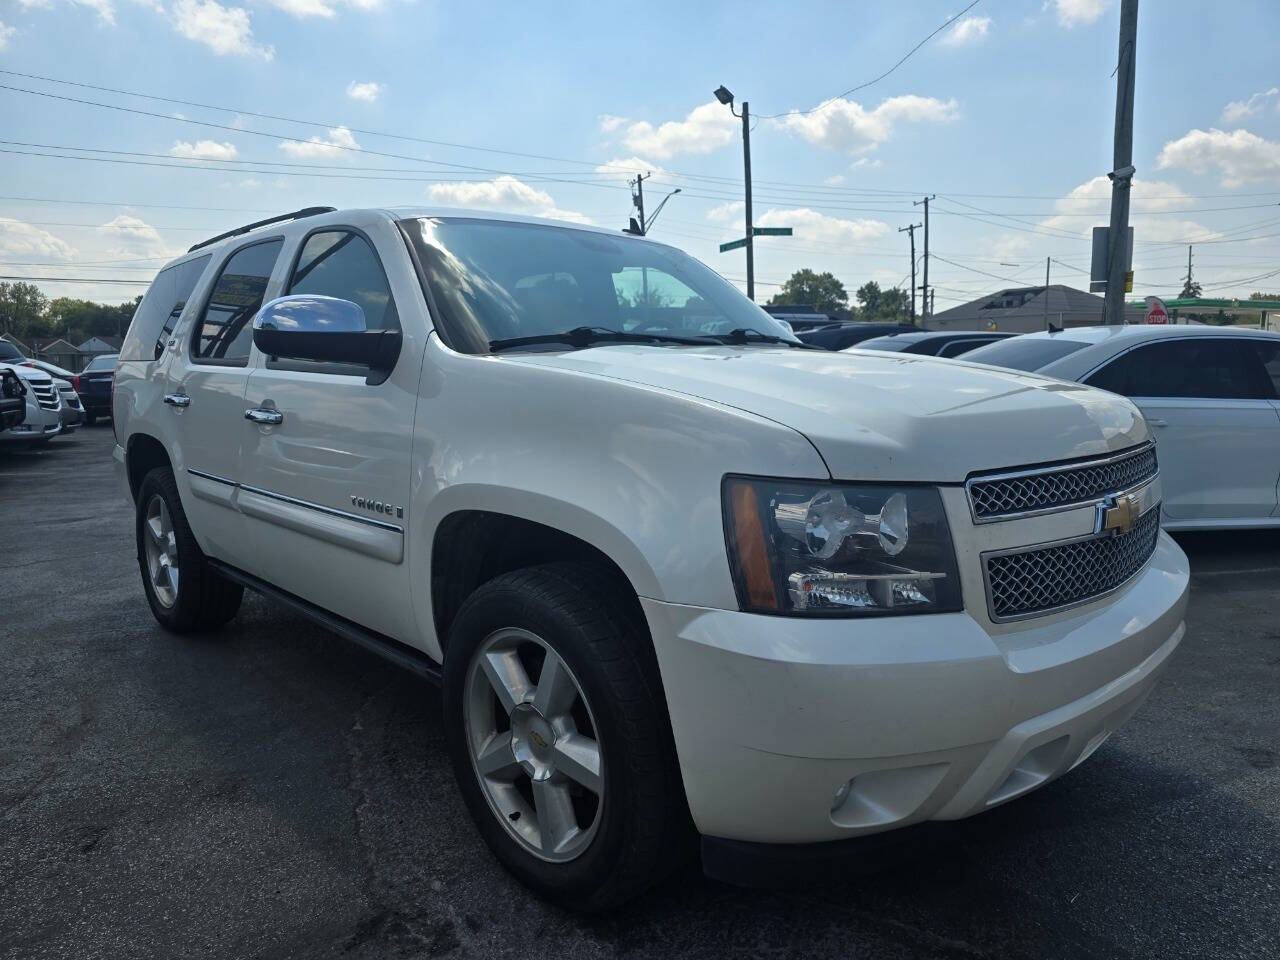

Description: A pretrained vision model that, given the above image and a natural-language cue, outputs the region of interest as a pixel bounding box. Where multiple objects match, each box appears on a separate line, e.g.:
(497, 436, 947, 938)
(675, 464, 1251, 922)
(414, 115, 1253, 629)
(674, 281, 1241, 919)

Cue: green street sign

(752, 227, 792, 236)
(719, 237, 749, 252)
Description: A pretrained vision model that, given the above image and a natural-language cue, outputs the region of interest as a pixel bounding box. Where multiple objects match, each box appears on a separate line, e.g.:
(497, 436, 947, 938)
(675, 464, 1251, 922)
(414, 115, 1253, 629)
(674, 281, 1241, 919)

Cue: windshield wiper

(488, 325, 717, 353)
(715, 328, 818, 348)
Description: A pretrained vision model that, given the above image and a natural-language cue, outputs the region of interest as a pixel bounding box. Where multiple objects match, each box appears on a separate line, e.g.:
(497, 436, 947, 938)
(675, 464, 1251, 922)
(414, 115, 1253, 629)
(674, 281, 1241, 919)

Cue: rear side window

(937, 337, 998, 358)
(120, 255, 212, 362)
(287, 231, 397, 332)
(962, 337, 1090, 372)
(193, 240, 283, 364)
(1086, 339, 1271, 399)
(1249, 339, 1280, 398)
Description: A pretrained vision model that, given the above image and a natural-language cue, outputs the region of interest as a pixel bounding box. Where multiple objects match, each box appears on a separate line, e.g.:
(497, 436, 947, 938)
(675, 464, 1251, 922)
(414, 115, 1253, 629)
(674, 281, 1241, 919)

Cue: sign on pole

(1144, 296, 1168, 325)
(719, 237, 748, 253)
(752, 227, 793, 237)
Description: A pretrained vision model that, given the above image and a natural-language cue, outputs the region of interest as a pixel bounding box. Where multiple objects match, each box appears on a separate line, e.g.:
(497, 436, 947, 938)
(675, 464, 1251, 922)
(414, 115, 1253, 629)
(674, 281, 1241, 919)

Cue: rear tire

(135, 467, 243, 633)
(442, 562, 690, 911)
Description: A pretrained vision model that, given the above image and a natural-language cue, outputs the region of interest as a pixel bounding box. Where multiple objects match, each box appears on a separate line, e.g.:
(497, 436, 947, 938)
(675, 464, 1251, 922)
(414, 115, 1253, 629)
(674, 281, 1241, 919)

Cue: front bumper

(642, 531, 1189, 845)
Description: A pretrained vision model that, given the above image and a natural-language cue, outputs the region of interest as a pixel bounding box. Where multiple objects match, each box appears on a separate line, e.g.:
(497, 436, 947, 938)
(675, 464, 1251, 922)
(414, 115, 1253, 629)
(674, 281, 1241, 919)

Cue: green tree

(854, 282, 910, 321)
(1179, 276, 1202, 298)
(768, 269, 849, 315)
(855, 280, 882, 316)
(0, 281, 49, 339)
(1250, 291, 1280, 301)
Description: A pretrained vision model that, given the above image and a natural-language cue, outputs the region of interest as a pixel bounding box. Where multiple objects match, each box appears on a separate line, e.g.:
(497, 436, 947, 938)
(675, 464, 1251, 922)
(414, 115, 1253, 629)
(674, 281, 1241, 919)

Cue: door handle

(244, 407, 283, 425)
(163, 393, 191, 408)
(1147, 418, 1168, 427)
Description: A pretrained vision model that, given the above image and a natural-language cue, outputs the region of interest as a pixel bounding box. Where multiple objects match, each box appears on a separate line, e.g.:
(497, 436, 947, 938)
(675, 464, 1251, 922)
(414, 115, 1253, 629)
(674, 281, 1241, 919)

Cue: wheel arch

(125, 431, 173, 503)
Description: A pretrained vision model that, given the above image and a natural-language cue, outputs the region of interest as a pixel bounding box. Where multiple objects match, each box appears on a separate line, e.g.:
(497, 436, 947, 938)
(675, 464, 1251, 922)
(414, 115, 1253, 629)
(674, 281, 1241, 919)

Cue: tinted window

(287, 231, 397, 332)
(937, 337, 999, 358)
(963, 336, 1089, 371)
(1085, 339, 1269, 399)
(0, 340, 24, 362)
(84, 354, 118, 372)
(1251, 339, 1280, 399)
(193, 240, 282, 363)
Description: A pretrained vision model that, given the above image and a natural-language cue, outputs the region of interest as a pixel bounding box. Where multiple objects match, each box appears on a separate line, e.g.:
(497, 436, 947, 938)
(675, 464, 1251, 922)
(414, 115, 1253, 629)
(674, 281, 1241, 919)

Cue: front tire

(442, 563, 689, 910)
(135, 467, 243, 633)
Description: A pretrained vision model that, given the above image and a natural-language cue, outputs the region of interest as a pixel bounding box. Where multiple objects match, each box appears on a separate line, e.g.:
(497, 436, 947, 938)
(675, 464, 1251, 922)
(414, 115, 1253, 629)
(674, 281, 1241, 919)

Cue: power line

(0, 275, 149, 284)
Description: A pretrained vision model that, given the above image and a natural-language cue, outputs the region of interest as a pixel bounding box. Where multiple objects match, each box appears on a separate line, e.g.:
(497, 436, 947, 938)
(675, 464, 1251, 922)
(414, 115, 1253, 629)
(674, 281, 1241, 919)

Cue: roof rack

(187, 206, 337, 253)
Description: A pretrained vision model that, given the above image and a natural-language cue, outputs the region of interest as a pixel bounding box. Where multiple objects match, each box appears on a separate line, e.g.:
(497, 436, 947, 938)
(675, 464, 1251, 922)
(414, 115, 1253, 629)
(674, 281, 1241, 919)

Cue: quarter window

(1249, 339, 1280, 399)
(192, 240, 283, 364)
(1086, 339, 1270, 400)
(287, 231, 397, 332)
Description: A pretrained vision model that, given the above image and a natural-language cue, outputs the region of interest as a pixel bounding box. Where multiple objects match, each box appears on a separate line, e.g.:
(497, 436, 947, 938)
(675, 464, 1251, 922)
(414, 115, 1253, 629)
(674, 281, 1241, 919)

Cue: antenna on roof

(188, 207, 337, 253)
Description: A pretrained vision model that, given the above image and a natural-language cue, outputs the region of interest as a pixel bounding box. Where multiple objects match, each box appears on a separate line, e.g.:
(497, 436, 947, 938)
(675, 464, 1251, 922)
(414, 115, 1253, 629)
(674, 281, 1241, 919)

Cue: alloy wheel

(143, 494, 180, 608)
(463, 627, 604, 863)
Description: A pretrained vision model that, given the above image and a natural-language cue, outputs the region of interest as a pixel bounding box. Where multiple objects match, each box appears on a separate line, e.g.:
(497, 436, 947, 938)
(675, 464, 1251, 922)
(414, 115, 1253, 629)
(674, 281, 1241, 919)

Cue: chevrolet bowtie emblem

(1096, 493, 1141, 536)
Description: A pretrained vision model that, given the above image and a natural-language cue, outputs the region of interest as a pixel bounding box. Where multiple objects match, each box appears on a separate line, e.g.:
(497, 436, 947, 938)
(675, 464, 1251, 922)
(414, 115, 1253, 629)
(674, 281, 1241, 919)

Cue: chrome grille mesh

(30, 381, 59, 410)
(968, 445, 1157, 520)
(984, 507, 1161, 620)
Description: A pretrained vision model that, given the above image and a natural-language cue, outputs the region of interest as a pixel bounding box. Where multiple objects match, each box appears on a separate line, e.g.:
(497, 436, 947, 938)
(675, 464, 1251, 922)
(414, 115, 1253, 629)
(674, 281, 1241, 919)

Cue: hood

(503, 346, 1147, 482)
(1, 363, 53, 386)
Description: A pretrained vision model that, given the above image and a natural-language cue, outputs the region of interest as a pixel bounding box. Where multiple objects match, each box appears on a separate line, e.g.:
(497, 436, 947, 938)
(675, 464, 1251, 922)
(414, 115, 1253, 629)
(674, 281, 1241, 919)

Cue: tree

(0, 281, 49, 339)
(1179, 276, 1202, 299)
(855, 281, 910, 321)
(768, 269, 849, 315)
(855, 280, 882, 316)
(1250, 291, 1280, 301)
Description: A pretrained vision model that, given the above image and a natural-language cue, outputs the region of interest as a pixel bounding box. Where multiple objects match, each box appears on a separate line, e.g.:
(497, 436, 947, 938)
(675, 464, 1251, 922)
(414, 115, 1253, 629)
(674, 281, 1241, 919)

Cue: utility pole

(913, 195, 935, 320)
(629, 172, 649, 234)
(741, 101, 754, 301)
(1104, 0, 1138, 324)
(1185, 244, 1193, 292)
(1044, 257, 1051, 330)
(899, 223, 921, 323)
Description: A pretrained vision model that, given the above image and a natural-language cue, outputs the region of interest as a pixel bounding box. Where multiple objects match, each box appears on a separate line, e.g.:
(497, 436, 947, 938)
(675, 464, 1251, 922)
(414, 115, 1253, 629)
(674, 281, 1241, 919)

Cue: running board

(208, 560, 442, 686)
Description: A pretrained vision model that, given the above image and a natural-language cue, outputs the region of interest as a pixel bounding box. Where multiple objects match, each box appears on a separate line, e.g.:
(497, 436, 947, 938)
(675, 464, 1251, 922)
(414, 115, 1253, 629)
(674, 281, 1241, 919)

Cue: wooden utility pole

(1104, 0, 1138, 324)
(899, 223, 921, 323)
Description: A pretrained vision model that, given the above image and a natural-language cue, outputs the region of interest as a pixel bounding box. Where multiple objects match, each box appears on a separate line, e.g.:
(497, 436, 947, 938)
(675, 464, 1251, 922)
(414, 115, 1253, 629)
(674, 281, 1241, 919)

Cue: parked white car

(112, 208, 1189, 909)
(0, 362, 62, 447)
(964, 325, 1280, 530)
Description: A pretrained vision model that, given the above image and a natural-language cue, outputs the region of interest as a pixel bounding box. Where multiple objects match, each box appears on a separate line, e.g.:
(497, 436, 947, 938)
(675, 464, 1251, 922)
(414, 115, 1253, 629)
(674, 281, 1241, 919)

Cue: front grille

(30, 382, 59, 410)
(984, 506, 1161, 621)
(968, 444, 1157, 521)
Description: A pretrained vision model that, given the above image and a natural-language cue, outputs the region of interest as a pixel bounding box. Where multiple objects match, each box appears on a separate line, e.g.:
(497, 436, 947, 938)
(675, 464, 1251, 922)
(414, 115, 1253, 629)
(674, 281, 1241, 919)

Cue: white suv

(113, 207, 1190, 909)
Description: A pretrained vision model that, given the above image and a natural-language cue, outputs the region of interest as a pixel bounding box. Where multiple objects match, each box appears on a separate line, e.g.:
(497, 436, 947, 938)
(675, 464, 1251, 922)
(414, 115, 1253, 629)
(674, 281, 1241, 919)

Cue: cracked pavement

(2, 428, 1278, 959)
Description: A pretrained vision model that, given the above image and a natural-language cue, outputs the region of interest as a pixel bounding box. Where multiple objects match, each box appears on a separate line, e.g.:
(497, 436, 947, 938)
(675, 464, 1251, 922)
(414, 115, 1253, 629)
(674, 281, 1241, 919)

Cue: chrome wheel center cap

(509, 703, 557, 780)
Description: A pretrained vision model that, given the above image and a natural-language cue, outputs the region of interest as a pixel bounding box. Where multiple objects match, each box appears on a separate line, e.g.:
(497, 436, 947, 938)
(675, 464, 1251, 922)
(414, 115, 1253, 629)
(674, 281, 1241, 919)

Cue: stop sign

(1145, 296, 1168, 325)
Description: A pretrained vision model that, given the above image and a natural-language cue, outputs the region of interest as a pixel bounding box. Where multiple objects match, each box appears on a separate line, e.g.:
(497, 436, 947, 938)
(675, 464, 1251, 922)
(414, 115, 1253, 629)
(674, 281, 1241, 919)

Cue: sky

(0, 0, 1278, 311)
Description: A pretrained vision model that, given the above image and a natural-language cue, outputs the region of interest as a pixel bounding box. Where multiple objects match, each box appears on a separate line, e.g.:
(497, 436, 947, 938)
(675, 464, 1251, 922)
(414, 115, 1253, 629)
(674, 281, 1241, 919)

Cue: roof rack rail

(187, 206, 337, 253)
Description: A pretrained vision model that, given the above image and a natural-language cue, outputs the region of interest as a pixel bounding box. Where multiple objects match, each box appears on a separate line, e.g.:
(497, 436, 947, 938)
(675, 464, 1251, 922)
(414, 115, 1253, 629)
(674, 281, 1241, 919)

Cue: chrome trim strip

(238, 482, 404, 533)
(980, 503, 1161, 623)
(184, 470, 404, 533)
(237, 488, 403, 564)
(965, 442, 1158, 524)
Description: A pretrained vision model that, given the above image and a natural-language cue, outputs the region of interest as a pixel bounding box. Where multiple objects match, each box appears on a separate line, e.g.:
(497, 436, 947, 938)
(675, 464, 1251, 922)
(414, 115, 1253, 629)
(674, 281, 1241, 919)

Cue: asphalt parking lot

(2, 428, 1278, 960)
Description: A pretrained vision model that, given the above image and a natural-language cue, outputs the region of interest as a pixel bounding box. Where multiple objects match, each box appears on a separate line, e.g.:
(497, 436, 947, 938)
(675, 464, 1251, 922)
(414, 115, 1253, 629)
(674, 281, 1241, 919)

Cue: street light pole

(1105, 0, 1138, 325)
(899, 223, 920, 323)
(715, 85, 756, 300)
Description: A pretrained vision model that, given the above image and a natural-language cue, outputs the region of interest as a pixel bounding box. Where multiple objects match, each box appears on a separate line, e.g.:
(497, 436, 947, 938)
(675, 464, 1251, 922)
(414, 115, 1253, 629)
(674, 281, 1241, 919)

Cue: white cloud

(620, 101, 738, 159)
(262, 0, 378, 16)
(823, 174, 845, 185)
(71, 0, 115, 24)
(427, 176, 592, 225)
(1222, 88, 1279, 124)
(941, 15, 991, 46)
(779, 95, 959, 155)
(757, 207, 890, 245)
(0, 21, 14, 48)
(97, 216, 174, 258)
(0, 219, 77, 260)
(1051, 0, 1108, 27)
(169, 139, 239, 160)
(705, 201, 744, 223)
(598, 114, 629, 133)
(1156, 128, 1280, 187)
(346, 80, 382, 103)
(278, 125, 360, 158)
(592, 156, 669, 181)
(850, 157, 883, 170)
(170, 0, 274, 60)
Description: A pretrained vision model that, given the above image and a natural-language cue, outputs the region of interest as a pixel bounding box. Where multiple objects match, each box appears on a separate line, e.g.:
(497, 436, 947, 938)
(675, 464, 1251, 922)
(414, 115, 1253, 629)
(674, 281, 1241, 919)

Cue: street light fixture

(715, 84, 754, 299)
(644, 187, 681, 233)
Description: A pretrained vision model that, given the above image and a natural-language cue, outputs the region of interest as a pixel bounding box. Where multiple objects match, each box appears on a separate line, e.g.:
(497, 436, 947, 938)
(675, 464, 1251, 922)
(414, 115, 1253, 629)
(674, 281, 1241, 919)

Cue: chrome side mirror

(252, 295, 401, 376)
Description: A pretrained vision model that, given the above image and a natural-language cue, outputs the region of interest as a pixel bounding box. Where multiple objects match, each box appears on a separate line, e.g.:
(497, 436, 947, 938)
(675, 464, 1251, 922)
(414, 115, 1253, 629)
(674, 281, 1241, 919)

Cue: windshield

(400, 217, 797, 353)
(0, 340, 24, 362)
(84, 354, 118, 372)
(962, 336, 1089, 372)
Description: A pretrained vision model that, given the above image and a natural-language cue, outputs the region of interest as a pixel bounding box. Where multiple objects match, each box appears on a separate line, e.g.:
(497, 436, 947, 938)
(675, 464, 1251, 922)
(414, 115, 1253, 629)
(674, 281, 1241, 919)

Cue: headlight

(723, 477, 962, 616)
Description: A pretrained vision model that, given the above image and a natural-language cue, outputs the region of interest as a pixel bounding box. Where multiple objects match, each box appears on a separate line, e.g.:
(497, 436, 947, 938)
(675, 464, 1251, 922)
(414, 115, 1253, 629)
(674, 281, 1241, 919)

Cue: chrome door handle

(244, 407, 283, 425)
(163, 393, 191, 408)
(1147, 418, 1168, 427)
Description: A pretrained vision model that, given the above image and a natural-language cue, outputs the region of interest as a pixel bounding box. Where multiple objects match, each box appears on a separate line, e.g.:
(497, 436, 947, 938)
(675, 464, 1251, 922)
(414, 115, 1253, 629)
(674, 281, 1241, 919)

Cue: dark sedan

(74, 353, 117, 425)
(852, 330, 1017, 358)
(796, 322, 921, 351)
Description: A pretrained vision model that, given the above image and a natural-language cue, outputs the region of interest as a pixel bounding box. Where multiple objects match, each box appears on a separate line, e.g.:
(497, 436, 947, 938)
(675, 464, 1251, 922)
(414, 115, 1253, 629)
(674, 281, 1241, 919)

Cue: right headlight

(722, 477, 963, 617)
